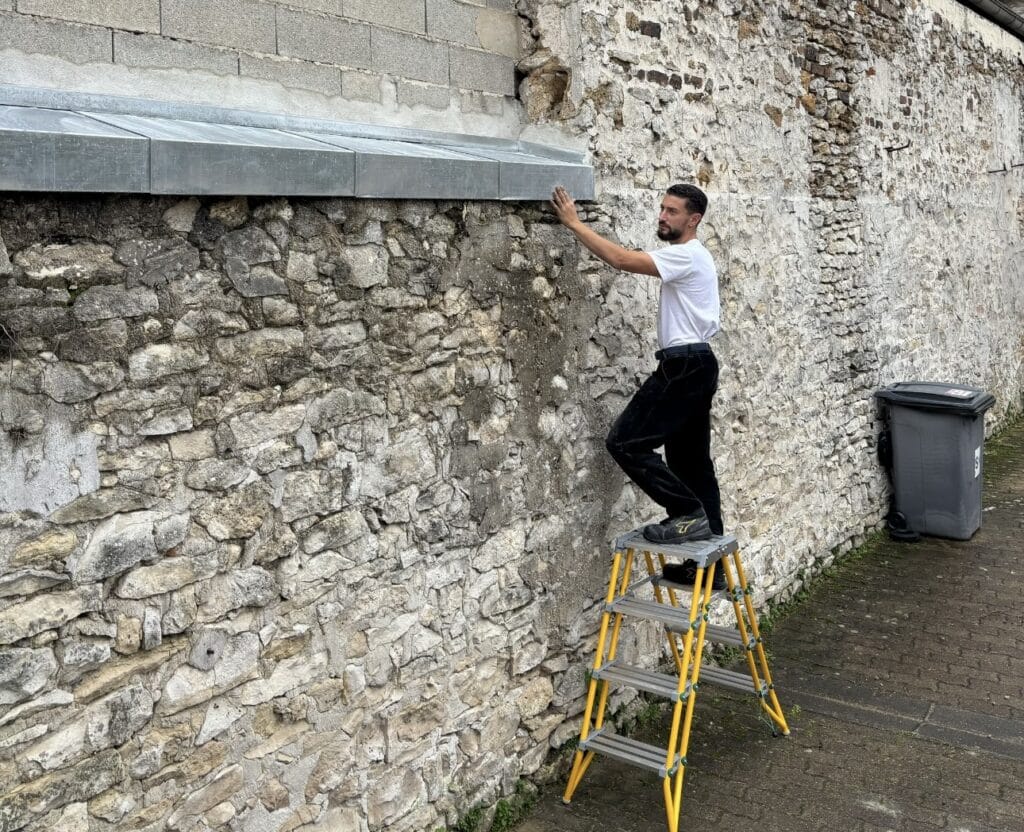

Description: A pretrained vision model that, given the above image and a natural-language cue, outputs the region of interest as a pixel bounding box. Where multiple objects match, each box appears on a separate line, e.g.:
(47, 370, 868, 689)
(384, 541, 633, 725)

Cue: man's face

(656, 194, 698, 241)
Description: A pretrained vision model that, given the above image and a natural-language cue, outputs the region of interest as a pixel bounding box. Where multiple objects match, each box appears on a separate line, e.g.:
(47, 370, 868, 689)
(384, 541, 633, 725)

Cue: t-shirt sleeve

(647, 246, 693, 284)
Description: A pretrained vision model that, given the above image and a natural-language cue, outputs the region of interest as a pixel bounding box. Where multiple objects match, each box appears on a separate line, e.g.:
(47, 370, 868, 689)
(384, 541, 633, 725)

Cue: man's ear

(690, 213, 703, 228)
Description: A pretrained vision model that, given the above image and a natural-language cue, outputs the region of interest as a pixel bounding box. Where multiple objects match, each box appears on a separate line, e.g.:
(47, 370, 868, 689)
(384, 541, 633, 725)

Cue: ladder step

(594, 660, 688, 701)
(607, 598, 745, 646)
(579, 727, 680, 777)
(698, 664, 765, 696)
(654, 575, 728, 598)
(608, 596, 693, 631)
(705, 624, 745, 647)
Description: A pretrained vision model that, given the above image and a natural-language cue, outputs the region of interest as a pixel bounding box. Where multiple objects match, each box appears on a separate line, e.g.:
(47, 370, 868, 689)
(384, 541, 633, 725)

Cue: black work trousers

(605, 349, 722, 535)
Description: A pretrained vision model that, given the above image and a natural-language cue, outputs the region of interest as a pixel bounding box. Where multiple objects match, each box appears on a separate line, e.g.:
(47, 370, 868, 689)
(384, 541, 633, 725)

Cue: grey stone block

(397, 80, 450, 110)
(342, 69, 383, 102)
(0, 11, 112, 63)
(477, 7, 519, 57)
(426, 0, 479, 46)
(240, 55, 342, 96)
(273, 0, 343, 14)
(277, 7, 371, 68)
(114, 32, 238, 75)
(0, 1, 12, 10)
(161, 0, 276, 52)
(371, 27, 448, 86)
(458, 88, 505, 115)
(18, 0, 159, 33)
(449, 45, 513, 95)
(345, 0, 425, 33)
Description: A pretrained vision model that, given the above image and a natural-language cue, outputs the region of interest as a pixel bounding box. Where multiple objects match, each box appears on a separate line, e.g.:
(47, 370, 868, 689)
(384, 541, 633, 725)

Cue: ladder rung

(698, 664, 765, 696)
(654, 576, 728, 597)
(704, 624, 745, 647)
(594, 660, 689, 701)
(607, 598, 744, 648)
(608, 597, 694, 631)
(580, 727, 680, 777)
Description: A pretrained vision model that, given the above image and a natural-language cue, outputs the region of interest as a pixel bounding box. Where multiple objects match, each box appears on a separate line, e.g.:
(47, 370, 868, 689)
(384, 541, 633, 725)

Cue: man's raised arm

(550, 186, 661, 277)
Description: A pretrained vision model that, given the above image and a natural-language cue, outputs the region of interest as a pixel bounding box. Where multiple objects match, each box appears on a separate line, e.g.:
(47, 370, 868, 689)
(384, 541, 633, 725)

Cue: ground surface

(516, 417, 1024, 832)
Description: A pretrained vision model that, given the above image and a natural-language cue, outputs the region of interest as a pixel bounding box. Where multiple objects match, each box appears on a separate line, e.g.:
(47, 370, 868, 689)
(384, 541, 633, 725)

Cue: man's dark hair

(666, 183, 708, 217)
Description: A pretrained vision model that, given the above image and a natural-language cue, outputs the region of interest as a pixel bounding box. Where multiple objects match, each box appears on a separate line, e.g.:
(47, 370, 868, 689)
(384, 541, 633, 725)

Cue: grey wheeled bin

(875, 382, 996, 540)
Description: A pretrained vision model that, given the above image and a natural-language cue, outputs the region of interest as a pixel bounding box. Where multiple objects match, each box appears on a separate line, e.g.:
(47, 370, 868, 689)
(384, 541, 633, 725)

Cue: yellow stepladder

(562, 531, 790, 832)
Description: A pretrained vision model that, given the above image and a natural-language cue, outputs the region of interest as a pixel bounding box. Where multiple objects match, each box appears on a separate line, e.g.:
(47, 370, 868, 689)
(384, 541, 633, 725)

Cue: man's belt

(655, 343, 712, 361)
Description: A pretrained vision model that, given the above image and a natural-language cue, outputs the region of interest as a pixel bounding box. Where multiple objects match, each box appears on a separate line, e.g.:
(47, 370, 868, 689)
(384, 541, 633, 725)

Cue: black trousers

(605, 349, 723, 535)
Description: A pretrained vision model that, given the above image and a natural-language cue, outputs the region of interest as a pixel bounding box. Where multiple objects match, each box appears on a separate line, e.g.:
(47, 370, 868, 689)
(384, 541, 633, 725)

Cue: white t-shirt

(647, 240, 720, 349)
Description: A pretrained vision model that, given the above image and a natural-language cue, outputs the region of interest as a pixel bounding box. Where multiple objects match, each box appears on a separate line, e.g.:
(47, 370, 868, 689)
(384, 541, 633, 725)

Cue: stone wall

(518, 0, 1024, 585)
(0, 0, 524, 136)
(0, 194, 613, 832)
(1, 1, 1024, 832)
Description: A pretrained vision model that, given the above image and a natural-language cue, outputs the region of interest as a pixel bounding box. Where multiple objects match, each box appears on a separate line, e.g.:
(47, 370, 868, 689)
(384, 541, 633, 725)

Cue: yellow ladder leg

(659, 562, 709, 832)
(563, 548, 636, 803)
(721, 552, 790, 735)
(666, 562, 717, 832)
(592, 549, 635, 732)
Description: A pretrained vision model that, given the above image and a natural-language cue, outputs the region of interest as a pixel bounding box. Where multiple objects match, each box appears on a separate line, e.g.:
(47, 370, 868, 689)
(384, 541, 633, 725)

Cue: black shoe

(662, 561, 727, 590)
(642, 511, 712, 544)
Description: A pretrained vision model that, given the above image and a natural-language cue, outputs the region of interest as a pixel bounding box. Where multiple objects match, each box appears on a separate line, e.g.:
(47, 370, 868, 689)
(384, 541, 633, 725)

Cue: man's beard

(656, 224, 682, 241)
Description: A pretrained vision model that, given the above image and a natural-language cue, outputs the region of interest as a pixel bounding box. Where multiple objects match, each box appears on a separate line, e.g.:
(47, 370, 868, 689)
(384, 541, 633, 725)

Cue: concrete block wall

(0, 0, 522, 129)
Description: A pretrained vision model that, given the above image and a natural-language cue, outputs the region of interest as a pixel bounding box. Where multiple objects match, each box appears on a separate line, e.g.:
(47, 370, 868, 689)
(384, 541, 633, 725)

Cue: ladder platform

(594, 659, 689, 701)
(698, 664, 766, 696)
(579, 727, 681, 778)
(612, 531, 738, 567)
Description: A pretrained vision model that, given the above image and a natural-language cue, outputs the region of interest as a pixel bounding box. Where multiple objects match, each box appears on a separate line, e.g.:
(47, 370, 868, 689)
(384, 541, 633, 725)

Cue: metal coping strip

(0, 84, 587, 162)
(0, 101, 594, 199)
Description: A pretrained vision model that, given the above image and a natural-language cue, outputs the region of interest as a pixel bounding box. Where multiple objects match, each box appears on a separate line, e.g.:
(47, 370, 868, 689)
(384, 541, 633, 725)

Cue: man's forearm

(566, 221, 629, 269)
(564, 221, 660, 277)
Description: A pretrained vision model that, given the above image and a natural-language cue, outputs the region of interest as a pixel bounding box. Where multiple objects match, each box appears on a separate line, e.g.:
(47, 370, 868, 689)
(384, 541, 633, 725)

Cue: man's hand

(551, 186, 581, 229)
(549, 185, 660, 278)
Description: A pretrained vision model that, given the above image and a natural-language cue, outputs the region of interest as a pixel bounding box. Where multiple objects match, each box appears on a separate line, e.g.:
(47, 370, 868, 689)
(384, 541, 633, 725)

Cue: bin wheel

(887, 511, 920, 543)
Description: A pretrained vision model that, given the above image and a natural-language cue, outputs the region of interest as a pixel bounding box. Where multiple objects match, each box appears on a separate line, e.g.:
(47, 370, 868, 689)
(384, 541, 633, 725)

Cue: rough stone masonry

(1, 1, 1023, 832)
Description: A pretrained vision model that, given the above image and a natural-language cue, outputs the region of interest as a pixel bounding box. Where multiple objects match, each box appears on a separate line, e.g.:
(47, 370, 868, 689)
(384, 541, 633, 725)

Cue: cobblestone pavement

(516, 418, 1024, 832)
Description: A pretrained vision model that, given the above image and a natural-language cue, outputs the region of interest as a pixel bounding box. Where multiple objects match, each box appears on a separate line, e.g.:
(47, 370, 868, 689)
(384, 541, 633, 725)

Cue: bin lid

(874, 381, 996, 415)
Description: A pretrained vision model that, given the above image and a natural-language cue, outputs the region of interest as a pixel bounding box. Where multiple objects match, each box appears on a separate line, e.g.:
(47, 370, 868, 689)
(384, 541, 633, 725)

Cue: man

(551, 183, 723, 586)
